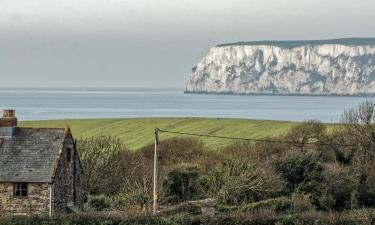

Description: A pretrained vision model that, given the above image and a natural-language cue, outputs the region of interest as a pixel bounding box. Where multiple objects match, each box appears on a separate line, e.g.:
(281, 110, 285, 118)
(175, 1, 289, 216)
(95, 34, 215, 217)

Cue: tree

(163, 166, 204, 203)
(120, 151, 153, 210)
(273, 151, 323, 208)
(77, 136, 126, 195)
(339, 100, 375, 174)
(284, 120, 327, 152)
(206, 159, 285, 205)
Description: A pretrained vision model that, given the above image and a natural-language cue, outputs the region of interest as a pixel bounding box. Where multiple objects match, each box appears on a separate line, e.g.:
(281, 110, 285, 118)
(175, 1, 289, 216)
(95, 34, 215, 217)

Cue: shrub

(355, 171, 375, 208)
(87, 194, 111, 211)
(273, 152, 322, 192)
(242, 197, 291, 212)
(284, 120, 327, 152)
(291, 194, 315, 213)
(205, 159, 285, 205)
(77, 136, 128, 195)
(3, 210, 375, 225)
(163, 166, 205, 203)
(273, 151, 324, 208)
(318, 164, 356, 210)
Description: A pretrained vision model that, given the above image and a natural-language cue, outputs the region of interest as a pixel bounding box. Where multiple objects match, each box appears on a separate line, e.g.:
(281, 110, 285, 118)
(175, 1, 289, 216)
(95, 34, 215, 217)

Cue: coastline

(184, 90, 375, 97)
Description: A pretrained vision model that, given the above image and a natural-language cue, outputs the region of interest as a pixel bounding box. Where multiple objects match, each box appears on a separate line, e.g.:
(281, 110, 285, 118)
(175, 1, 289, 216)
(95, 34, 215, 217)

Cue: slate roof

(0, 128, 67, 183)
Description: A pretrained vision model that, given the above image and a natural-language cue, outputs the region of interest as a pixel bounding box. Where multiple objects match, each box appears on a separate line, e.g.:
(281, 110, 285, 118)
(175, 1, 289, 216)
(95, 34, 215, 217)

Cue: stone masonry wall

(52, 134, 84, 214)
(0, 182, 49, 216)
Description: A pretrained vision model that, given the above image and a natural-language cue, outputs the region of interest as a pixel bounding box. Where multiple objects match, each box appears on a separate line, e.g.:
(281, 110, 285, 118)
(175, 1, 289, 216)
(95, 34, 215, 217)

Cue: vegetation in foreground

(65, 101, 375, 215)
(8, 101, 375, 224)
(19, 117, 295, 150)
(2, 209, 375, 225)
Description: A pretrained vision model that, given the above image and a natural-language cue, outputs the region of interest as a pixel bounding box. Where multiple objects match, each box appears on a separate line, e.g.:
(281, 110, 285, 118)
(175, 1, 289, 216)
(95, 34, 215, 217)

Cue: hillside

(19, 118, 295, 150)
(186, 38, 375, 95)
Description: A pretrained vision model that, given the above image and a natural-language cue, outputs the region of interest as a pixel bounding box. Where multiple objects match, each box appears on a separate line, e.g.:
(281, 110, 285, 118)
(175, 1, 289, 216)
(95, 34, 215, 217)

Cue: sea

(0, 87, 372, 122)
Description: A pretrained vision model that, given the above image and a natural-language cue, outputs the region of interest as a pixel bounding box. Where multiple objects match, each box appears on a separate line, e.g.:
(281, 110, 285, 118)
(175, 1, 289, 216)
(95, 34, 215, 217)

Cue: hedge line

(2, 209, 375, 225)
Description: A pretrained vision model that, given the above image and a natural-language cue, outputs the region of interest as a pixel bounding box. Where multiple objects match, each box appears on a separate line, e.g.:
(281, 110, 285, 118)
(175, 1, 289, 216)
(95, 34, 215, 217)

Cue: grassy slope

(20, 118, 296, 150)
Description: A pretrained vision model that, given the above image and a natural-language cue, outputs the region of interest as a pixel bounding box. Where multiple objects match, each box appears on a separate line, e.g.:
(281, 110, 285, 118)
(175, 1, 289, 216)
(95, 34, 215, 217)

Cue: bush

(87, 194, 111, 211)
(0, 213, 274, 225)
(318, 164, 356, 210)
(242, 197, 291, 212)
(355, 171, 375, 208)
(291, 194, 315, 213)
(273, 151, 324, 208)
(219, 197, 292, 213)
(163, 166, 205, 203)
(205, 159, 285, 205)
(273, 151, 323, 193)
(77, 136, 128, 195)
(3, 210, 375, 225)
(284, 120, 327, 152)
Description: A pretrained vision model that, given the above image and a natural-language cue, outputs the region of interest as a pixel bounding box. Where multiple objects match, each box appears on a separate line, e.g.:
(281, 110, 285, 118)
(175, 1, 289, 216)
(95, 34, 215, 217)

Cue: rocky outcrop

(185, 38, 375, 95)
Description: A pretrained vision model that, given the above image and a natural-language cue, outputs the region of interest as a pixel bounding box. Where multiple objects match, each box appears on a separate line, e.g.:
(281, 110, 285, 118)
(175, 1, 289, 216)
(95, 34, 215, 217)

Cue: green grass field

(20, 118, 297, 150)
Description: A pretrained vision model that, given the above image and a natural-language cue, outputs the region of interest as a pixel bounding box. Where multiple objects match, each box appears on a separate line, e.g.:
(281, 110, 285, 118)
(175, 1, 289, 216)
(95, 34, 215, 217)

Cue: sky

(1, 0, 375, 89)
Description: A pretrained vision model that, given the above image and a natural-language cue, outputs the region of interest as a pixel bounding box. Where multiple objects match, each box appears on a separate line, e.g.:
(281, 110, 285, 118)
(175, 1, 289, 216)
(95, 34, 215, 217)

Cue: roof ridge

(16, 127, 66, 130)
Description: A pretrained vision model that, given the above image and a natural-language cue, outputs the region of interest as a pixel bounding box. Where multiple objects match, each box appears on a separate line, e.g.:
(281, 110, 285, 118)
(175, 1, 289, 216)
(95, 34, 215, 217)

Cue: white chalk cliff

(185, 38, 375, 95)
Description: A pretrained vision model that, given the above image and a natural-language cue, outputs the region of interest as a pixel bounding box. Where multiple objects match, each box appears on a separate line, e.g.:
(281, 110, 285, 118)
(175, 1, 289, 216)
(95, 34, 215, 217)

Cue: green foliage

(87, 194, 111, 211)
(4, 209, 375, 225)
(205, 159, 285, 205)
(285, 120, 327, 150)
(291, 194, 315, 212)
(159, 202, 202, 216)
(163, 166, 205, 203)
(273, 152, 323, 192)
(318, 164, 356, 210)
(273, 152, 324, 208)
(356, 172, 375, 208)
(219, 197, 292, 213)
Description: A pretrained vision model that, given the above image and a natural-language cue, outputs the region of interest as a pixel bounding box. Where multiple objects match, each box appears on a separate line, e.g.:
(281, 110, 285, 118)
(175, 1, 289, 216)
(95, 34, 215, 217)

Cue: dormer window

(13, 182, 28, 197)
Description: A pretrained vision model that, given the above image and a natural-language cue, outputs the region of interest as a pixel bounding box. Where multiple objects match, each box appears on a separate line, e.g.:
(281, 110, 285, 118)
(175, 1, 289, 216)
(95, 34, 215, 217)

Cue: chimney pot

(3, 109, 16, 118)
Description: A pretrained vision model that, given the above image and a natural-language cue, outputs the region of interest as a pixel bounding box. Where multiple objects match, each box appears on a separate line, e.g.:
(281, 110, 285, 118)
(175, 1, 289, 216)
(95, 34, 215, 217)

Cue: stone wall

(0, 182, 49, 216)
(52, 133, 84, 214)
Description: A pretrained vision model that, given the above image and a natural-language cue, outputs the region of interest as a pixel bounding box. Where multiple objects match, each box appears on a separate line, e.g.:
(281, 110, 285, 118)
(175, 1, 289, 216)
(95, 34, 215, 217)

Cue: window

(13, 182, 28, 197)
(67, 148, 71, 162)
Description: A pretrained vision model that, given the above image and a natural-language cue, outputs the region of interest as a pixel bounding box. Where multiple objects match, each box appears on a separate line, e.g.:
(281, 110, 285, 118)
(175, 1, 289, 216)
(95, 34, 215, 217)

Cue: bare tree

(119, 151, 153, 211)
(77, 136, 126, 195)
(339, 100, 375, 173)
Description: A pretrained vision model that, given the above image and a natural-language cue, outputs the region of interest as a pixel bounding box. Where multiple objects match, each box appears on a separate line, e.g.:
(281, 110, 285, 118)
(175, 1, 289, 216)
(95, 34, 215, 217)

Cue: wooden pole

(153, 128, 159, 215)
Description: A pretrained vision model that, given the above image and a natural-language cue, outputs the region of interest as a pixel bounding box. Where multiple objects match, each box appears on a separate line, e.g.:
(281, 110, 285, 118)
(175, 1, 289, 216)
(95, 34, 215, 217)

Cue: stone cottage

(0, 109, 84, 216)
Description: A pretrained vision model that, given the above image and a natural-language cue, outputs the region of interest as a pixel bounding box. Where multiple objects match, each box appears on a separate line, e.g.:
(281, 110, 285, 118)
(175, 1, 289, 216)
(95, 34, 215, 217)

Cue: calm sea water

(0, 88, 372, 122)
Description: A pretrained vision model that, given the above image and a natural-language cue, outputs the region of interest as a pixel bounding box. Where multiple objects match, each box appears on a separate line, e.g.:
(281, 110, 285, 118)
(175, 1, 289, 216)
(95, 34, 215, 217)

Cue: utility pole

(153, 128, 159, 215)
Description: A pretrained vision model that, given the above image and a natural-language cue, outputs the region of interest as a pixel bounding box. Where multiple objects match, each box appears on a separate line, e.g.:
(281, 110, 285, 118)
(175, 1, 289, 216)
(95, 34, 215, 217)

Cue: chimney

(0, 109, 17, 138)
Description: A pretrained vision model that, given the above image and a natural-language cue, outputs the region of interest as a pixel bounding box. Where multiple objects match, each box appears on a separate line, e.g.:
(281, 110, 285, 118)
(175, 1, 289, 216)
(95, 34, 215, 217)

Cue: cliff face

(186, 39, 375, 95)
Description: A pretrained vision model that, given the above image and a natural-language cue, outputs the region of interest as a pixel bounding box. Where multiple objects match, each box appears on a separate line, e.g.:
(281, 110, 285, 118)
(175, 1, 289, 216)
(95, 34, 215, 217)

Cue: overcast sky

(1, 0, 375, 89)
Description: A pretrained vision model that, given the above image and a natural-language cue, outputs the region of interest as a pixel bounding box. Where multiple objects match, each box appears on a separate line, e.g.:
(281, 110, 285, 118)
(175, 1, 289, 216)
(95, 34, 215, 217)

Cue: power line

(156, 128, 364, 147)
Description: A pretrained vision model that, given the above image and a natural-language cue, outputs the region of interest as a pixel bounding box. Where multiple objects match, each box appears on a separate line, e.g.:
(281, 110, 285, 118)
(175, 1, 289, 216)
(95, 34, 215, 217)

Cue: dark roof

(0, 128, 67, 183)
(217, 38, 375, 48)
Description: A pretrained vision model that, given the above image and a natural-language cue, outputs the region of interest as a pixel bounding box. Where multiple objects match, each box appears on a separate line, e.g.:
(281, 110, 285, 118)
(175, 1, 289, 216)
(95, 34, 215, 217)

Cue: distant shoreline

(184, 90, 375, 97)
